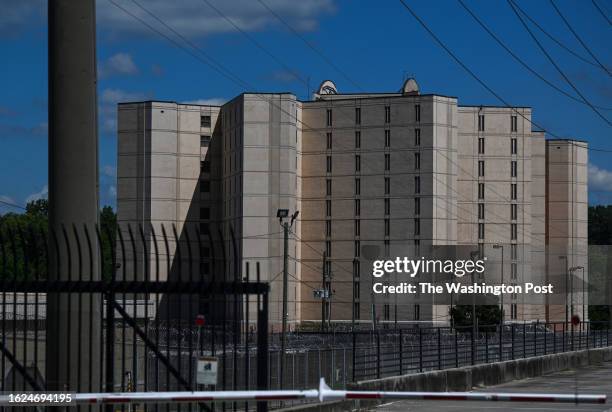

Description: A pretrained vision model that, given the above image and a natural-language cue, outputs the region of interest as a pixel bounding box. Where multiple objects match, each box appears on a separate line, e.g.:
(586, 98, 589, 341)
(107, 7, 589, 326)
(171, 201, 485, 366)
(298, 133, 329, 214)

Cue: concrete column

(47, 0, 101, 392)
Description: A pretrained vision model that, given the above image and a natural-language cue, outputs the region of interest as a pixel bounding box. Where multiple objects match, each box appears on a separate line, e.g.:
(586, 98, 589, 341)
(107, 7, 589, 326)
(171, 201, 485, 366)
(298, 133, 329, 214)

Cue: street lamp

(492, 244, 504, 325)
(559, 256, 568, 326)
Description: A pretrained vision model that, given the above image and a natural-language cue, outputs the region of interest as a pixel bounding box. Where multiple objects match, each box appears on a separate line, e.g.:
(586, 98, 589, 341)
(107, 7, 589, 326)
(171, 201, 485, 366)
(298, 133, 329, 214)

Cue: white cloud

(99, 52, 139, 78)
(102, 165, 116, 177)
(589, 163, 612, 192)
(25, 185, 48, 204)
(97, 0, 335, 38)
(99, 88, 151, 137)
(186, 98, 227, 106)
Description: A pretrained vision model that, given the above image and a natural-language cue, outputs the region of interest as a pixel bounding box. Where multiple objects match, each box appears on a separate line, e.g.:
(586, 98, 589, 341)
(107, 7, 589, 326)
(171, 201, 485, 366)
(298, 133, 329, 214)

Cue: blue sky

(0, 0, 611, 212)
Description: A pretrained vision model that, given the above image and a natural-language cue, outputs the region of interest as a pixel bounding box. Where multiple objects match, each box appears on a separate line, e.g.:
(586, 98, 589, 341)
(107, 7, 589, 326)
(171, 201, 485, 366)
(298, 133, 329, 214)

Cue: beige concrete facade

(116, 79, 588, 327)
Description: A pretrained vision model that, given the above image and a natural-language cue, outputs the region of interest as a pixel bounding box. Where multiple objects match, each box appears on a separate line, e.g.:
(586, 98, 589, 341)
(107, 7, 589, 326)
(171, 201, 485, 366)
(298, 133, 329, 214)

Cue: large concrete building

(116, 79, 588, 329)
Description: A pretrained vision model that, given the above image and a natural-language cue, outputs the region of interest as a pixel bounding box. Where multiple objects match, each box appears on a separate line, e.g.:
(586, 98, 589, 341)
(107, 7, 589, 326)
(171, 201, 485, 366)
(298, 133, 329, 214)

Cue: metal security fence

(0, 222, 270, 412)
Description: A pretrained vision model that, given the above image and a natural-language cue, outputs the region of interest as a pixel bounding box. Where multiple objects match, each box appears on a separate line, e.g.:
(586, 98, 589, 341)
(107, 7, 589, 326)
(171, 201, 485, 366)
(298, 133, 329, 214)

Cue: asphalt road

(372, 362, 612, 412)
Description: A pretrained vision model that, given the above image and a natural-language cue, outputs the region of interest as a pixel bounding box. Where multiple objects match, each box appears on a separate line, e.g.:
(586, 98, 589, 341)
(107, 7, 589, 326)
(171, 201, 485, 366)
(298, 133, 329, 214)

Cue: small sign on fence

(196, 356, 218, 385)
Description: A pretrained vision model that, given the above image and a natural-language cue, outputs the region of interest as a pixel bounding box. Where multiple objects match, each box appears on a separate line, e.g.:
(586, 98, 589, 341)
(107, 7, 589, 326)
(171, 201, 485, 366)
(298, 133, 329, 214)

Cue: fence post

(470, 326, 474, 365)
(454, 327, 458, 368)
(376, 331, 381, 379)
(352, 331, 356, 382)
(534, 320, 538, 356)
(485, 329, 489, 363)
(256, 290, 269, 412)
(523, 322, 526, 358)
(499, 323, 503, 362)
(418, 328, 423, 373)
(437, 327, 441, 370)
(399, 329, 403, 376)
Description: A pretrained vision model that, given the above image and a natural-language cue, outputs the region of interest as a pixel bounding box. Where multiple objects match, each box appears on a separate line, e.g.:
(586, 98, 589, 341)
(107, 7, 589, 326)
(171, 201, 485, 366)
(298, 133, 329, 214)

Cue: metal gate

(0, 221, 269, 411)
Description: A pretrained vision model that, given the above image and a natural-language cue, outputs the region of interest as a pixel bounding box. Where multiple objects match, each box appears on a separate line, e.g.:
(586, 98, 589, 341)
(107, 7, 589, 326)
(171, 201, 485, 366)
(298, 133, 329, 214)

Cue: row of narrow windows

(327, 105, 421, 127)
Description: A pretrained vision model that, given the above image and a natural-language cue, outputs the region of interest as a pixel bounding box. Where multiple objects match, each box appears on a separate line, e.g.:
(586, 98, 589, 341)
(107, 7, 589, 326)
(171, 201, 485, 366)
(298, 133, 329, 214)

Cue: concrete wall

(281, 346, 612, 411)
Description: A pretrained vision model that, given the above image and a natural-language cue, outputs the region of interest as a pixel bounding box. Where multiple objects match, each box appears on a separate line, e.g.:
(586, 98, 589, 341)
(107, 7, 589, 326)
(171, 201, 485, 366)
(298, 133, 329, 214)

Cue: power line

(199, 0, 310, 88)
(591, 0, 612, 26)
(0, 199, 26, 211)
(396, 0, 568, 139)
(549, 0, 611, 76)
(510, 0, 606, 71)
(457, 0, 611, 111)
(507, 0, 611, 127)
(255, 0, 364, 92)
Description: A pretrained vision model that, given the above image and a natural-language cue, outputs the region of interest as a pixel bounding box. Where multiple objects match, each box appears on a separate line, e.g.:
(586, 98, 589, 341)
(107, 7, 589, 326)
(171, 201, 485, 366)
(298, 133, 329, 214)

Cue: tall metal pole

(47, 0, 100, 392)
(321, 252, 327, 332)
(280, 221, 289, 389)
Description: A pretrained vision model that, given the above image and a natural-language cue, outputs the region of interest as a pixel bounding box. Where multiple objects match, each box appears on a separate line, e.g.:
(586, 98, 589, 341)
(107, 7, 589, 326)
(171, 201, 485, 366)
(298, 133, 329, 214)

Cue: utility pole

(47, 0, 100, 392)
(277, 209, 298, 390)
(321, 252, 327, 332)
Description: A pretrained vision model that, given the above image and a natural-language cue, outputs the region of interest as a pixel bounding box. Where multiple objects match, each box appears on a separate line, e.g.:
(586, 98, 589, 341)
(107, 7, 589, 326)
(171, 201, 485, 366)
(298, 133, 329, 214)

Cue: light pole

(559, 256, 568, 326)
(493, 244, 504, 325)
(470, 250, 480, 363)
(277, 208, 299, 389)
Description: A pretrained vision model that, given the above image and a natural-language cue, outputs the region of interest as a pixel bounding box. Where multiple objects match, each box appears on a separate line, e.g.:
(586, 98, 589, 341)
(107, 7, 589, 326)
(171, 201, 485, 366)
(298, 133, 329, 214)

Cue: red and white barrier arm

(0, 379, 605, 406)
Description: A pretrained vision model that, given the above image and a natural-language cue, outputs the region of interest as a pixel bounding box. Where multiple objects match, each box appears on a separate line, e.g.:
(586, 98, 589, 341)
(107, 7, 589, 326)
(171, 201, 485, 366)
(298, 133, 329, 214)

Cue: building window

(511, 244, 517, 260)
(511, 223, 517, 240)
(200, 180, 210, 193)
(414, 218, 420, 236)
(385, 105, 391, 123)
(326, 109, 332, 126)
(415, 152, 421, 170)
(478, 183, 485, 199)
(325, 220, 331, 237)
(478, 137, 485, 154)
(478, 223, 485, 239)
(355, 240, 360, 257)
(478, 114, 485, 131)
(200, 135, 211, 146)
(355, 199, 360, 216)
(355, 131, 361, 149)
(511, 303, 517, 320)
(325, 241, 331, 257)
(478, 203, 485, 220)
(511, 161, 517, 177)
(415, 104, 421, 122)
(201, 160, 211, 173)
(355, 107, 361, 125)
(326, 179, 332, 196)
(414, 304, 420, 320)
(511, 183, 517, 200)
(200, 222, 209, 235)
(385, 154, 390, 171)
(415, 176, 421, 194)
(355, 220, 360, 237)
(326, 132, 332, 149)
(200, 208, 210, 220)
(355, 155, 361, 172)
(511, 115, 517, 132)
(200, 246, 210, 258)
(415, 128, 421, 146)
(385, 219, 390, 236)
(415, 197, 421, 215)
(384, 198, 390, 215)
(200, 115, 211, 128)
(511, 204, 517, 220)
(355, 178, 361, 195)
(326, 200, 332, 217)
(511, 138, 517, 154)
(384, 177, 390, 194)
(385, 130, 390, 147)
(478, 160, 485, 177)
(326, 156, 332, 173)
